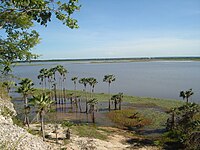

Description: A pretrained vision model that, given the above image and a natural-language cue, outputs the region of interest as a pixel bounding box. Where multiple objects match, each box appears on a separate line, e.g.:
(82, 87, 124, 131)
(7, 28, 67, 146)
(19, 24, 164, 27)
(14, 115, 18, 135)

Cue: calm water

(12, 61, 200, 103)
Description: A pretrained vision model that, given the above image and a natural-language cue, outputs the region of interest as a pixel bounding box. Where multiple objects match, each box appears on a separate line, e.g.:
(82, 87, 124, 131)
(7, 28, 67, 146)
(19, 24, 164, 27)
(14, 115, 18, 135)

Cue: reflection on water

(13, 99, 118, 126)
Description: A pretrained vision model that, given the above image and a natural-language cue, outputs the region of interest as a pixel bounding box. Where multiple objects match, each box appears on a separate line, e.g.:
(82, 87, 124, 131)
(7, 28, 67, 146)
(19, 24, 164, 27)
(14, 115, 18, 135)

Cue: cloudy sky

(33, 0, 200, 59)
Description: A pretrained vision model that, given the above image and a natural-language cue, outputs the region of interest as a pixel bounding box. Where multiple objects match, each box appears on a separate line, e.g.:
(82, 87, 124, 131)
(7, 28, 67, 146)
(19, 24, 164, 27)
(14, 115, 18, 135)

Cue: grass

(137, 108, 169, 129)
(71, 124, 108, 140)
(38, 89, 183, 110)
(107, 109, 151, 128)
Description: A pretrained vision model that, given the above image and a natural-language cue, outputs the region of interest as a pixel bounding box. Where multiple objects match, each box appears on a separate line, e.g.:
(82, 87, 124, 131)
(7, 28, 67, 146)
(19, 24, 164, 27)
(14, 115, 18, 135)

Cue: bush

(1, 106, 14, 117)
(61, 120, 74, 127)
(166, 103, 200, 149)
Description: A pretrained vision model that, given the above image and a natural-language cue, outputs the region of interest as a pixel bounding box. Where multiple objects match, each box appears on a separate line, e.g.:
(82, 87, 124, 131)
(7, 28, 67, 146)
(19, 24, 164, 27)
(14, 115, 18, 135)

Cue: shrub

(166, 103, 200, 149)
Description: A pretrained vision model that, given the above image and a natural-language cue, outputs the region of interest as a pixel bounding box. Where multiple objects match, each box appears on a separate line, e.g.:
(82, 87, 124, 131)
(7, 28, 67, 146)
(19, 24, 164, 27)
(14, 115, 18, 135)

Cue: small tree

(111, 92, 123, 110)
(88, 98, 98, 123)
(2, 81, 15, 93)
(30, 93, 54, 141)
(17, 78, 35, 127)
(180, 89, 194, 103)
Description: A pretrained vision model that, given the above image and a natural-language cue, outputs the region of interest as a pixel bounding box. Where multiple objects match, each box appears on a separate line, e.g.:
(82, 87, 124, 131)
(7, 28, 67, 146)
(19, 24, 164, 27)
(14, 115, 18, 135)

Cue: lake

(12, 61, 200, 103)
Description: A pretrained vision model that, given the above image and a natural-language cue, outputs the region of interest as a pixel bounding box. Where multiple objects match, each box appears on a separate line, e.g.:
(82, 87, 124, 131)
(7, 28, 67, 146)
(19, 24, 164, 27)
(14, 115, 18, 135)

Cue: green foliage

(61, 120, 74, 127)
(179, 89, 194, 103)
(72, 125, 108, 140)
(166, 103, 200, 149)
(17, 78, 35, 97)
(29, 93, 54, 113)
(0, 0, 80, 72)
(12, 116, 24, 127)
(1, 106, 14, 117)
(27, 128, 42, 136)
(103, 74, 116, 84)
(107, 109, 151, 128)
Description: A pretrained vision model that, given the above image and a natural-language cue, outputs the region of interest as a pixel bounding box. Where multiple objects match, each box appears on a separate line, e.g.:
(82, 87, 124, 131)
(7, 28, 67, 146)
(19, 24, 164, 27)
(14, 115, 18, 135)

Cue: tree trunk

(114, 100, 117, 110)
(41, 113, 45, 141)
(78, 99, 82, 112)
(119, 101, 121, 110)
(24, 96, 29, 127)
(54, 84, 57, 103)
(85, 86, 88, 113)
(108, 83, 111, 111)
(92, 111, 95, 123)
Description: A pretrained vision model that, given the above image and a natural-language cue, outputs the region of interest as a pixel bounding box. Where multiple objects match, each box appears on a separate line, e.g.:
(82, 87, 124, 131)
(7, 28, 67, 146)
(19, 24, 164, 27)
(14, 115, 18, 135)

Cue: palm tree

(2, 81, 15, 93)
(111, 93, 123, 110)
(29, 93, 54, 141)
(91, 78, 98, 94)
(103, 74, 116, 111)
(111, 94, 118, 110)
(87, 77, 98, 97)
(56, 65, 67, 103)
(71, 76, 78, 91)
(88, 98, 98, 123)
(117, 92, 123, 110)
(50, 67, 57, 101)
(17, 78, 35, 127)
(180, 89, 194, 103)
(39, 68, 48, 90)
(79, 78, 89, 113)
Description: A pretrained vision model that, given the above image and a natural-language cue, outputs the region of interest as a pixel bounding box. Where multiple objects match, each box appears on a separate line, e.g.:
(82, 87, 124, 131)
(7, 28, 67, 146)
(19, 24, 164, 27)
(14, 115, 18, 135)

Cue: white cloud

(78, 37, 200, 58)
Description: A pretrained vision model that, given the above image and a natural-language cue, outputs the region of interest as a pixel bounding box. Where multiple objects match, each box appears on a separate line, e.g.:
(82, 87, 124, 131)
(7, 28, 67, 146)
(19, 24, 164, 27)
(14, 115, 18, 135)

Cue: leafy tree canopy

(0, 0, 80, 73)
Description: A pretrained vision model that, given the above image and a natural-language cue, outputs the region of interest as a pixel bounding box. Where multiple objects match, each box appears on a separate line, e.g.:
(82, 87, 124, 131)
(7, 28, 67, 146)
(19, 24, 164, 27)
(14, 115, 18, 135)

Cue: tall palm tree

(87, 77, 93, 97)
(103, 74, 116, 111)
(79, 78, 88, 113)
(91, 78, 98, 94)
(38, 68, 48, 90)
(180, 89, 194, 103)
(87, 77, 98, 97)
(88, 98, 98, 123)
(71, 76, 78, 91)
(56, 65, 67, 103)
(17, 78, 35, 127)
(71, 76, 78, 110)
(50, 67, 57, 101)
(30, 93, 54, 141)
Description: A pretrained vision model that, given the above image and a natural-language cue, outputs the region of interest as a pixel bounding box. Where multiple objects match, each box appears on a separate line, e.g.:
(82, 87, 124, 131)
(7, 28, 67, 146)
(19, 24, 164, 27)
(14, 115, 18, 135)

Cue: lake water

(12, 61, 200, 103)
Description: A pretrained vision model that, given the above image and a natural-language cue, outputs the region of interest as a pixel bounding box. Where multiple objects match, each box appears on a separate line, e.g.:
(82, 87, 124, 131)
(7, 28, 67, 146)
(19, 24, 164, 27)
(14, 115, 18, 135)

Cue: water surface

(13, 61, 200, 103)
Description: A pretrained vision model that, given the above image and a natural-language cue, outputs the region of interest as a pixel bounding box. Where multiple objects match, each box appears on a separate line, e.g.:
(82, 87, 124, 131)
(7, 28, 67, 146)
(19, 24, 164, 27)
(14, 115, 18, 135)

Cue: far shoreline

(14, 56, 200, 64)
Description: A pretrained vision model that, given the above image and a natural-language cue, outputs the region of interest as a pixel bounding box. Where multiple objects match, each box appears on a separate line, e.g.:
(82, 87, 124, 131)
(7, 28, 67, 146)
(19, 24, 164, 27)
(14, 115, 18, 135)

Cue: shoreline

(14, 57, 200, 64)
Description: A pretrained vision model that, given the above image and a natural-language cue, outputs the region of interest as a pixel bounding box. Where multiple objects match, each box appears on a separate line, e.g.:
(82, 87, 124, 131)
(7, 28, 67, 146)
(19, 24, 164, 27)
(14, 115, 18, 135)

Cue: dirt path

(29, 124, 160, 150)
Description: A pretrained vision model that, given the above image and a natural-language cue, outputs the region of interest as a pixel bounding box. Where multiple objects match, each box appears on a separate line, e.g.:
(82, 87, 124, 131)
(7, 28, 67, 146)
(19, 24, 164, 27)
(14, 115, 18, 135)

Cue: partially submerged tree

(111, 92, 123, 110)
(88, 98, 98, 123)
(79, 77, 88, 113)
(103, 74, 116, 111)
(87, 77, 98, 97)
(0, 0, 80, 72)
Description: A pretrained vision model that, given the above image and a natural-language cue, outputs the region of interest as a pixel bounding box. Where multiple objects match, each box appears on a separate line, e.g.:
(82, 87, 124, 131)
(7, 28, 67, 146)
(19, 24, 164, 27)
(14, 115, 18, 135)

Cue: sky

(33, 0, 200, 59)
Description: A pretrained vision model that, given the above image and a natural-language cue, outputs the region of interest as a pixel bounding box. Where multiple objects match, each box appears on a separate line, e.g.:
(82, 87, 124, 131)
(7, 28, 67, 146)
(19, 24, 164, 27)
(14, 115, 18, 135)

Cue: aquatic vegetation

(107, 109, 151, 128)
